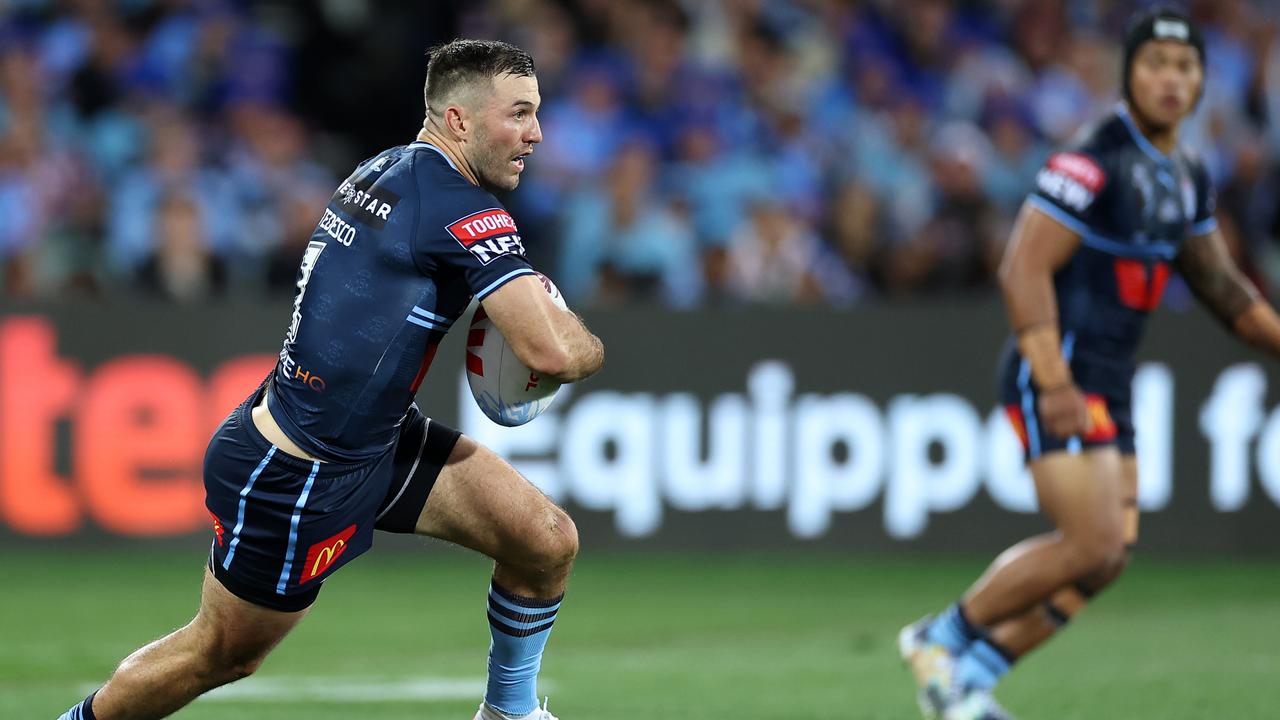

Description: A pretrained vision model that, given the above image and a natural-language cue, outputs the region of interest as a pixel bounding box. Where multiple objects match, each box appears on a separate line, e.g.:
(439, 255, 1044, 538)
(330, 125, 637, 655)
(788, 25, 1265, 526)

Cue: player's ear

(444, 104, 469, 140)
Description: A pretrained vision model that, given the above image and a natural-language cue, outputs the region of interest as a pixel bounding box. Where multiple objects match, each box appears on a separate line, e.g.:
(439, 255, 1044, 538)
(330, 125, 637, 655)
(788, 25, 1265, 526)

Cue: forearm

(546, 313, 604, 383)
(1233, 300, 1280, 361)
(1002, 272, 1072, 389)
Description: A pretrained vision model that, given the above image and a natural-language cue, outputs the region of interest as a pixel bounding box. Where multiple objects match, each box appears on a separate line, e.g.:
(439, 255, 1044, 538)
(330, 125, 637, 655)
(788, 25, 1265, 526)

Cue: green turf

(4, 545, 1278, 719)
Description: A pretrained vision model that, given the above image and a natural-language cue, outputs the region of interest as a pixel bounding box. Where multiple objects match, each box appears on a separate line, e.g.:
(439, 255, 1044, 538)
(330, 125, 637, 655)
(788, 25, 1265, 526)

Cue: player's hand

(1038, 383, 1089, 438)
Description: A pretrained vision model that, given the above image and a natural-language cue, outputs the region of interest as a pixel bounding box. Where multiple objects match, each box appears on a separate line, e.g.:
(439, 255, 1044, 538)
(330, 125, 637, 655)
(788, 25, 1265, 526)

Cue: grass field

(3, 545, 1278, 719)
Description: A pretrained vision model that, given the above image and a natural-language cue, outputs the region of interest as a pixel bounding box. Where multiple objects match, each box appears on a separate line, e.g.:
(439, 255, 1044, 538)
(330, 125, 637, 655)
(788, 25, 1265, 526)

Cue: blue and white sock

(925, 602, 984, 655)
(57, 691, 98, 720)
(954, 637, 1014, 691)
(485, 582, 562, 717)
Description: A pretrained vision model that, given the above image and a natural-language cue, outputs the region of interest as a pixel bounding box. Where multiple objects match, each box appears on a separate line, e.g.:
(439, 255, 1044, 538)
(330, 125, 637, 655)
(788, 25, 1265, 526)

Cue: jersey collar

(1115, 102, 1173, 166)
(409, 140, 463, 175)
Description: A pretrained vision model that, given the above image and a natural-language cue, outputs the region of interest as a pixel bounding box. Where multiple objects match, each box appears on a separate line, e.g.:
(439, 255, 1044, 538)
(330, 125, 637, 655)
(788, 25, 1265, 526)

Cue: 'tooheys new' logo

(446, 208, 527, 265)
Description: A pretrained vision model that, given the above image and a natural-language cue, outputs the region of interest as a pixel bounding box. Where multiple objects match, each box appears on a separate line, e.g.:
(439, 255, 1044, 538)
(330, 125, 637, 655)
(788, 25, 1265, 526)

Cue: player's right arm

(999, 203, 1089, 438)
(480, 275, 605, 382)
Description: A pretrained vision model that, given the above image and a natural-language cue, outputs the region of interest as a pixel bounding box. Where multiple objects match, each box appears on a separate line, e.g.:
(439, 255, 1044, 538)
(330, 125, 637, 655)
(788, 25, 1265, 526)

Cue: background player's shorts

(998, 340, 1135, 462)
(204, 387, 460, 612)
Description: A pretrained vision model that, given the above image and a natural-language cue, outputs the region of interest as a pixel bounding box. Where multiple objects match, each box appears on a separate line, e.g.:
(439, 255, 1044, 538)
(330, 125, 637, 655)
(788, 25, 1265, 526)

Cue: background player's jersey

(266, 142, 534, 462)
(1026, 103, 1217, 364)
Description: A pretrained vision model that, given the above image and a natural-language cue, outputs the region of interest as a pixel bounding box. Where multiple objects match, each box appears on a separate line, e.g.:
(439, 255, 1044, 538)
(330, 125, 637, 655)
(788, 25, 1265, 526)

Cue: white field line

(78, 676, 555, 703)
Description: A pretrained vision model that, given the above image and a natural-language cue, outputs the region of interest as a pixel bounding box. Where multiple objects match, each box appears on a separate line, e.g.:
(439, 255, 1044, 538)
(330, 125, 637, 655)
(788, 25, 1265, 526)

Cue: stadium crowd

(1, 0, 1277, 308)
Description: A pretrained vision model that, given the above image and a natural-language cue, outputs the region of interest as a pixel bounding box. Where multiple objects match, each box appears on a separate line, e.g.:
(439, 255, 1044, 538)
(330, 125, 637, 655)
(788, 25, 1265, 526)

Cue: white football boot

(944, 688, 1015, 720)
(898, 616, 959, 720)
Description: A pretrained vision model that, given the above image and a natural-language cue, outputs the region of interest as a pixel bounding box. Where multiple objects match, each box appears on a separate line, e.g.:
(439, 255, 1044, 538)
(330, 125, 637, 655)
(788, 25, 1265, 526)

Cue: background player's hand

(1038, 383, 1089, 438)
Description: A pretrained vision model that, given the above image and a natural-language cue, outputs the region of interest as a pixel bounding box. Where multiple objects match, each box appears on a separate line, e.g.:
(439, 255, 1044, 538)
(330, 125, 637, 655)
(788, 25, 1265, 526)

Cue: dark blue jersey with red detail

(266, 142, 534, 462)
(1026, 103, 1217, 364)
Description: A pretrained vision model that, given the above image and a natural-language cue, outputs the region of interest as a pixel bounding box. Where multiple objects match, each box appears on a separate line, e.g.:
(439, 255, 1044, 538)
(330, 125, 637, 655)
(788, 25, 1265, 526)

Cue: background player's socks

(953, 637, 1014, 691)
(925, 602, 984, 654)
(485, 582, 562, 718)
(57, 691, 97, 720)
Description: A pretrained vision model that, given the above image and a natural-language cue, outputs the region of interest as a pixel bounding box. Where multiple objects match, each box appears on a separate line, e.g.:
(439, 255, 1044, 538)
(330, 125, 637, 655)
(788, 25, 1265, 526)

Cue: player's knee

(193, 630, 273, 687)
(1063, 533, 1127, 579)
(538, 505, 579, 569)
(512, 505, 578, 572)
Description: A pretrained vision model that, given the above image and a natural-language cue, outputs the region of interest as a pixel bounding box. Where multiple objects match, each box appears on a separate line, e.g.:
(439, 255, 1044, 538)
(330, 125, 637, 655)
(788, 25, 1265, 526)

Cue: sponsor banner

(0, 301, 1276, 553)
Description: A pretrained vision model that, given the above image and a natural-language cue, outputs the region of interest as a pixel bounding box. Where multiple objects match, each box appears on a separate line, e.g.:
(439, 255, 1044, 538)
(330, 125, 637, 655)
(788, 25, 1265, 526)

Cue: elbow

(519, 343, 576, 380)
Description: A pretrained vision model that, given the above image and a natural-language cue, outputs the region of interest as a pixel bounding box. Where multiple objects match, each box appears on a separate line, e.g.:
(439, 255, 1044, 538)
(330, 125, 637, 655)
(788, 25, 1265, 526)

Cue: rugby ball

(466, 272, 568, 426)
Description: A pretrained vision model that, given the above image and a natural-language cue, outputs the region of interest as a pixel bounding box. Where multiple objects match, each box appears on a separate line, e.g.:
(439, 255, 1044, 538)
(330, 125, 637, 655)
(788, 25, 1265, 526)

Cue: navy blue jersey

(266, 142, 534, 462)
(1025, 104, 1217, 363)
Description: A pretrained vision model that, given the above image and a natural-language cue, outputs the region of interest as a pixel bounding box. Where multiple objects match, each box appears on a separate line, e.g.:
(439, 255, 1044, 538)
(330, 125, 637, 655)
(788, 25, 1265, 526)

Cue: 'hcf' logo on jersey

(447, 208, 527, 265)
(300, 524, 357, 583)
(1036, 152, 1106, 211)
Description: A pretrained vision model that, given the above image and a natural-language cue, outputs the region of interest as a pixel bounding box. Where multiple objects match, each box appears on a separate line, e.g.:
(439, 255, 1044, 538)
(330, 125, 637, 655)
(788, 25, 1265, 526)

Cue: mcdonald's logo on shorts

(300, 524, 357, 583)
(1083, 394, 1118, 442)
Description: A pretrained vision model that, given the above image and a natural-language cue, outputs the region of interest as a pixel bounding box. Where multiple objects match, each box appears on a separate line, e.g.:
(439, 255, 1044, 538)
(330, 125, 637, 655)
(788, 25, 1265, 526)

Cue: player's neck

(416, 127, 481, 186)
(1125, 103, 1179, 155)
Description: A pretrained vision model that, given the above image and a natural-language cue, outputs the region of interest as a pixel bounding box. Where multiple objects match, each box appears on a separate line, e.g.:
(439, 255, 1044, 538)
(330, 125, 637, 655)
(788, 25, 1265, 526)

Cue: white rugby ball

(466, 272, 568, 426)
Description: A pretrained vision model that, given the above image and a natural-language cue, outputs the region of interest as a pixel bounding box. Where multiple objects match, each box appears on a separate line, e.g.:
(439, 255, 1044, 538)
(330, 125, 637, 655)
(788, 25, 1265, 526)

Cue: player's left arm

(1175, 228, 1280, 359)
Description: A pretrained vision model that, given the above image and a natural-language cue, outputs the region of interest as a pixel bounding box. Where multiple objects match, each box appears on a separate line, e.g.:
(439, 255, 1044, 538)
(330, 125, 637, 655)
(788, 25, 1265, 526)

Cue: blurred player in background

(900, 8, 1280, 720)
(59, 39, 603, 720)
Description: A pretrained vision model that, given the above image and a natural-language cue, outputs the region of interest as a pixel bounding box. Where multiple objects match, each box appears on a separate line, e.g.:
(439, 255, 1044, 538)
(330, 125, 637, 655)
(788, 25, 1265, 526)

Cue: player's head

(1121, 7, 1205, 131)
(424, 39, 541, 192)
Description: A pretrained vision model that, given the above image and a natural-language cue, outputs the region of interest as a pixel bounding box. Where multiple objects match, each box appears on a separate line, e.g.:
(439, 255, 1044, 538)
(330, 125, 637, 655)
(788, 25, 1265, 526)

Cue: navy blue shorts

(204, 388, 460, 612)
(998, 338, 1135, 461)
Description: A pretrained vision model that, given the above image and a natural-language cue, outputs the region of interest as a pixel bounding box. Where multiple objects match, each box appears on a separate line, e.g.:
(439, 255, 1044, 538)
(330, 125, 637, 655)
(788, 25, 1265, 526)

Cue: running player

(59, 40, 602, 720)
(900, 9, 1280, 720)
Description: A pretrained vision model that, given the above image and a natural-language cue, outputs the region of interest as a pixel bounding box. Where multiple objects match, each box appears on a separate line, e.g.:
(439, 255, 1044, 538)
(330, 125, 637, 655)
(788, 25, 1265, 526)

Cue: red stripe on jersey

(466, 352, 484, 376)
(467, 329, 486, 348)
(446, 209, 518, 246)
(473, 306, 488, 323)
(410, 342, 440, 393)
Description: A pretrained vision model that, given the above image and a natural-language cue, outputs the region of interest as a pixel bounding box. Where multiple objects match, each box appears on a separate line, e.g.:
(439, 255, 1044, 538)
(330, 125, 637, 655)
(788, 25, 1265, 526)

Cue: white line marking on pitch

(81, 677, 554, 703)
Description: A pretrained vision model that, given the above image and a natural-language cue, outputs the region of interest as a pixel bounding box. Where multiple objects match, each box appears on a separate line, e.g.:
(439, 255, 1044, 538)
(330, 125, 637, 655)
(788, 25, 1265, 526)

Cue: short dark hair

(423, 39, 536, 116)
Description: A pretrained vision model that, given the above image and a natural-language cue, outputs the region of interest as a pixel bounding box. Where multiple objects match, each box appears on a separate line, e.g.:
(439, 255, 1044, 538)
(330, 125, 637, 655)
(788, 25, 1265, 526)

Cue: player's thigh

(1121, 453, 1139, 544)
(1029, 447, 1126, 543)
(413, 433, 575, 562)
(190, 566, 309, 666)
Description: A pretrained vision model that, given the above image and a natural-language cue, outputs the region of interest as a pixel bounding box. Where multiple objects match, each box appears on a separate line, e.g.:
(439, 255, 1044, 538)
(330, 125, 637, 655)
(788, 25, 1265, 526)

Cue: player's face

(1129, 40, 1203, 130)
(471, 73, 543, 193)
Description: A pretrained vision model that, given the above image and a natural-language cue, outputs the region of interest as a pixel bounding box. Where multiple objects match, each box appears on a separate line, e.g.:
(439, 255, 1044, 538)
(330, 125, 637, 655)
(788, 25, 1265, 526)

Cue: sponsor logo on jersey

(1036, 152, 1105, 211)
(332, 180, 399, 230)
(446, 208, 527, 265)
(300, 524, 357, 583)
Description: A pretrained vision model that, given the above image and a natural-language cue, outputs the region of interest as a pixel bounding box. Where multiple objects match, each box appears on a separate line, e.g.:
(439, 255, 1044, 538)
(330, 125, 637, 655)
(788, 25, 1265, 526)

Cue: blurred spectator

(725, 197, 852, 305)
(0, 0, 1274, 305)
(558, 139, 701, 307)
(107, 109, 238, 272)
(135, 191, 227, 303)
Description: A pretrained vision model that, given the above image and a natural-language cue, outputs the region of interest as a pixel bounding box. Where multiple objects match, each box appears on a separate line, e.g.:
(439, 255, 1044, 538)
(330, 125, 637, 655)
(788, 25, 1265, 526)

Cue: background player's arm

(481, 274, 605, 382)
(1176, 228, 1280, 360)
(999, 203, 1089, 437)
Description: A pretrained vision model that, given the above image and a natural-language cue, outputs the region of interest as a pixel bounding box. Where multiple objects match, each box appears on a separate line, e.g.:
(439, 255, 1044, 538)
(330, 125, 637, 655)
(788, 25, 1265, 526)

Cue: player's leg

(903, 448, 1127, 718)
(962, 447, 1127, 625)
(379, 421, 574, 719)
(968, 453, 1138, 663)
(58, 567, 308, 720)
